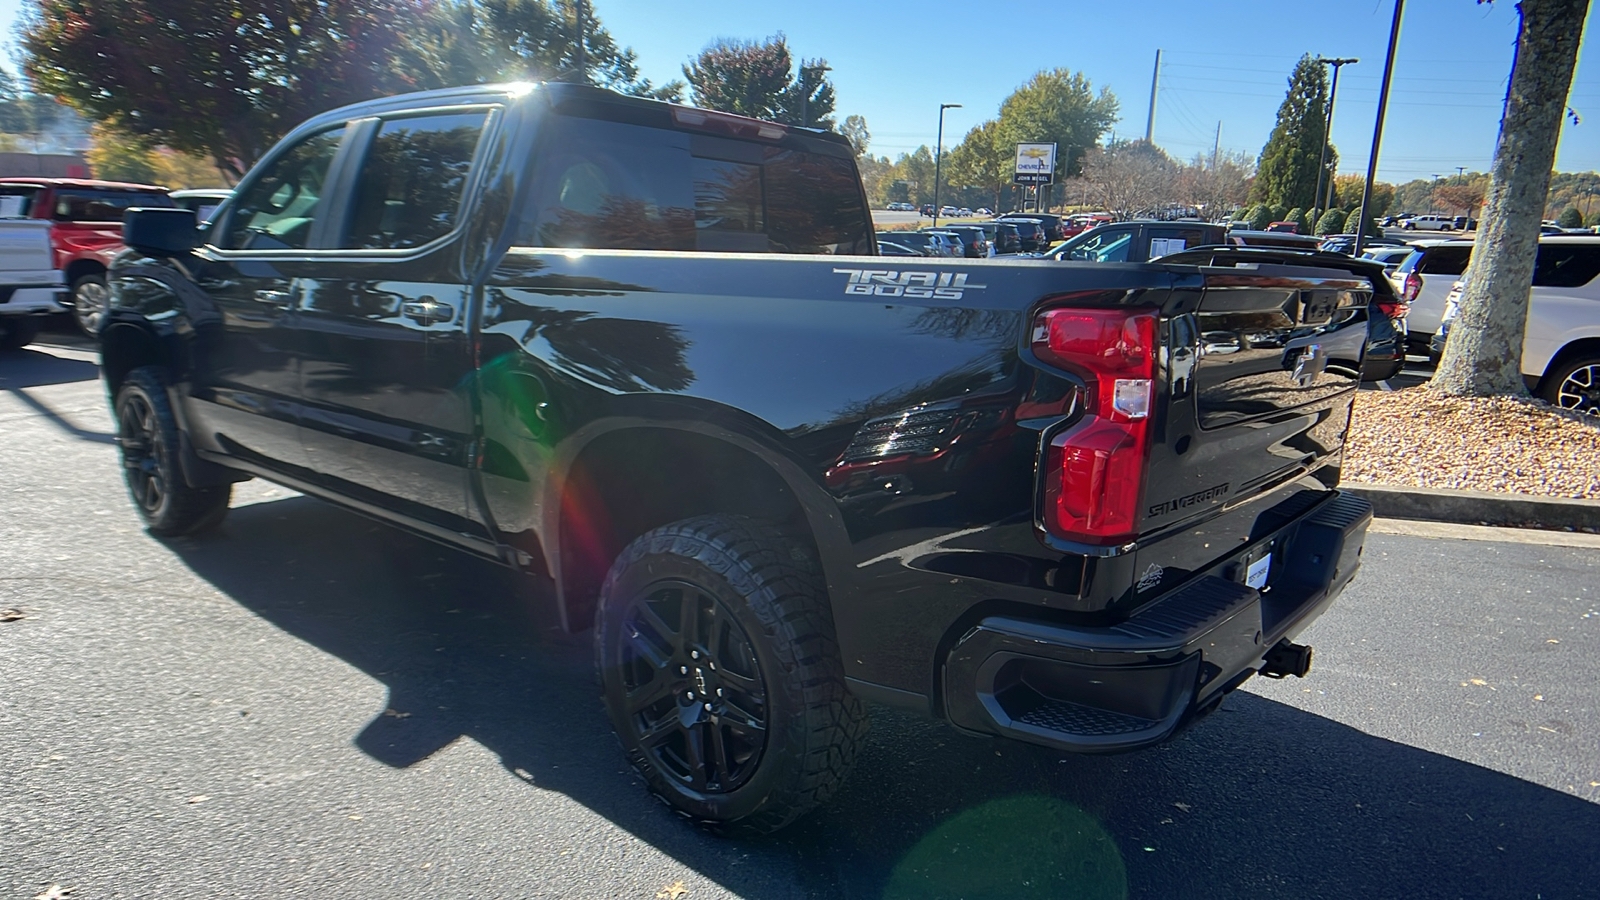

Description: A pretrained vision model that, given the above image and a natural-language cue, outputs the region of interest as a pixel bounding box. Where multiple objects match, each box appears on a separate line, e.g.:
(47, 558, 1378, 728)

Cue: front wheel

(115, 367, 232, 535)
(1543, 356, 1600, 415)
(72, 273, 111, 337)
(595, 515, 867, 835)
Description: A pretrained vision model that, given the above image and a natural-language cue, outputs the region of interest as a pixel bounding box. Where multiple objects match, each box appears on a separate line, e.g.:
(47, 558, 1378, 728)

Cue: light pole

(932, 103, 961, 227)
(1355, 0, 1403, 255)
(1312, 56, 1358, 218)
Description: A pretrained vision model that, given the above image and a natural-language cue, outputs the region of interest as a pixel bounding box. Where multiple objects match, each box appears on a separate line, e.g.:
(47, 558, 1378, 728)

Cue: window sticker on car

(1150, 237, 1186, 257)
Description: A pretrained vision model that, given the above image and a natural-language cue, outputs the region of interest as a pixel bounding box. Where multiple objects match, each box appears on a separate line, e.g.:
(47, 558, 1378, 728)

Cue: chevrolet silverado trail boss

(103, 83, 1374, 834)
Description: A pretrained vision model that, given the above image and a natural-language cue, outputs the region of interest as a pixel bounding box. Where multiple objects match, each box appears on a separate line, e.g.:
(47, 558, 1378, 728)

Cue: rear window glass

(1417, 245, 1472, 275)
(522, 116, 871, 255)
(1533, 243, 1600, 288)
(51, 189, 175, 221)
(0, 187, 40, 217)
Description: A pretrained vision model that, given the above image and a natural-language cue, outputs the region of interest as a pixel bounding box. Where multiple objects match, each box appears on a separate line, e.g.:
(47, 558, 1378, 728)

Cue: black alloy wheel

(596, 515, 867, 834)
(118, 387, 168, 518)
(616, 579, 769, 794)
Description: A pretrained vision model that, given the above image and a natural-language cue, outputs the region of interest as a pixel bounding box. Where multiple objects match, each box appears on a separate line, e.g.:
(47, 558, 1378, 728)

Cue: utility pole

(1313, 56, 1358, 218)
(932, 103, 961, 228)
(1356, 2, 1403, 255)
(1212, 121, 1221, 168)
(1145, 49, 1162, 143)
(1456, 165, 1467, 179)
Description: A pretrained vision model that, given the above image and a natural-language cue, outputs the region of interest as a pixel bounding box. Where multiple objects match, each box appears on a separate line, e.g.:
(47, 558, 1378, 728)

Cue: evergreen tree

(1285, 207, 1306, 231)
(1314, 208, 1345, 235)
(1248, 203, 1274, 230)
(1557, 206, 1584, 228)
(683, 35, 836, 129)
(1252, 55, 1333, 211)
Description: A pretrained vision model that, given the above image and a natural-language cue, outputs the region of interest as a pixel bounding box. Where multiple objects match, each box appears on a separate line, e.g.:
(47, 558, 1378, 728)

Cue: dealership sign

(1013, 142, 1057, 185)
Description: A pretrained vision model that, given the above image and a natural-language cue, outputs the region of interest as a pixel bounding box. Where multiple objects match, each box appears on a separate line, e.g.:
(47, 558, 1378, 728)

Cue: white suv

(1433, 235, 1600, 414)
(1389, 239, 1474, 349)
(1401, 214, 1458, 231)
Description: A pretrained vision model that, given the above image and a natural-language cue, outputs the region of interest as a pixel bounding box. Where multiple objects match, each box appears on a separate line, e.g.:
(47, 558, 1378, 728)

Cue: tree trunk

(1432, 0, 1588, 399)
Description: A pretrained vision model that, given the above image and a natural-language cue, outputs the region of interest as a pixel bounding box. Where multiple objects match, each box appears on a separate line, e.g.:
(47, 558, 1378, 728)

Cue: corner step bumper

(943, 492, 1373, 753)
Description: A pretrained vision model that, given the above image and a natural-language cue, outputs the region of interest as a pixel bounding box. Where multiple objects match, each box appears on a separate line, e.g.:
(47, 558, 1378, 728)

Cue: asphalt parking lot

(4, 320, 1597, 899)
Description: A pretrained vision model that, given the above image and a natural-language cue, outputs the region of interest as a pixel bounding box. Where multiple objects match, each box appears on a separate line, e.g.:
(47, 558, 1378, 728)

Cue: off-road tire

(114, 366, 232, 536)
(595, 515, 867, 835)
(0, 316, 40, 351)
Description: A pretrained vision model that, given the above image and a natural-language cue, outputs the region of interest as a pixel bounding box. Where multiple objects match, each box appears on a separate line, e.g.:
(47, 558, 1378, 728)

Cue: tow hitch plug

(1259, 639, 1314, 679)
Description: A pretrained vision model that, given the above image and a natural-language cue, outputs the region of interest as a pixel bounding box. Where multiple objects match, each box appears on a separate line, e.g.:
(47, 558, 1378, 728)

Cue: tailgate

(1133, 263, 1370, 597)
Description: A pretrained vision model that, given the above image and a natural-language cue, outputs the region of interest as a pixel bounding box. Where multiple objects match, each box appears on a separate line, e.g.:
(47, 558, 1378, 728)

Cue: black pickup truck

(103, 83, 1373, 834)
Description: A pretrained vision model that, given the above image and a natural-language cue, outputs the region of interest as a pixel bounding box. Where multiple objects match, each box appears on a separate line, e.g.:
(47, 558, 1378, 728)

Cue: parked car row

(0, 177, 233, 338)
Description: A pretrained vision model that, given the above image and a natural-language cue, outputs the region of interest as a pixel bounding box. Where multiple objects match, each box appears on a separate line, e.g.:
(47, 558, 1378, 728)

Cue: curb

(1342, 484, 1600, 533)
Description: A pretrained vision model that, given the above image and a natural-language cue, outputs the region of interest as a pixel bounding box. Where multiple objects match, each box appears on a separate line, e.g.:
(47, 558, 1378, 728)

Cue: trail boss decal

(834, 268, 988, 300)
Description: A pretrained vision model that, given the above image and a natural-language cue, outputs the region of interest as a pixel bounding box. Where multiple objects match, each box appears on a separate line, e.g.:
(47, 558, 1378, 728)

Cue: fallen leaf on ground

(0, 608, 26, 622)
(656, 881, 688, 899)
(1468, 678, 1488, 686)
(34, 886, 74, 900)
(187, 795, 209, 804)
(383, 708, 411, 719)
(1173, 802, 1192, 813)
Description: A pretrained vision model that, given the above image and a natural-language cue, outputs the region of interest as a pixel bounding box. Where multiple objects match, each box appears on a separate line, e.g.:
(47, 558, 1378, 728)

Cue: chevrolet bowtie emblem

(1291, 343, 1328, 387)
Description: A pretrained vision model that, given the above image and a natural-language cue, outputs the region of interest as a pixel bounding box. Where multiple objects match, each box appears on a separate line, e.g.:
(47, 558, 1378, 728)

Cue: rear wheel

(0, 316, 40, 351)
(1543, 356, 1600, 415)
(114, 367, 232, 535)
(72, 273, 110, 337)
(595, 515, 867, 835)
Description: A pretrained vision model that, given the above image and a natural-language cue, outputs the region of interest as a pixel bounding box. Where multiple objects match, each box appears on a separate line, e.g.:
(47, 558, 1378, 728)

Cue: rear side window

(1417, 245, 1472, 275)
(0, 187, 39, 217)
(341, 110, 490, 250)
(1533, 243, 1600, 288)
(521, 116, 871, 254)
(52, 189, 174, 221)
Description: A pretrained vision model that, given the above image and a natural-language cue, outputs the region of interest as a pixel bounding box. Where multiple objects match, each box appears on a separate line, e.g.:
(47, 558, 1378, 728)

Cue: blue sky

(3, 0, 1595, 181)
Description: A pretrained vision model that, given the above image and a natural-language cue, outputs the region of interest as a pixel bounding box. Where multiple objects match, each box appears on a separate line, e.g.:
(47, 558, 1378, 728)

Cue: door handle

(254, 289, 292, 307)
(402, 297, 455, 325)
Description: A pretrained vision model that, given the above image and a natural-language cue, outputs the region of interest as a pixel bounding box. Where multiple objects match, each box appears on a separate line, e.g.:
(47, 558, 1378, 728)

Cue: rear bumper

(943, 492, 1372, 753)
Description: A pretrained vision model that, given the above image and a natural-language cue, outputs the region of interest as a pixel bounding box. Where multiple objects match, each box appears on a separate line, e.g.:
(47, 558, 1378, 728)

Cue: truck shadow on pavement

(0, 345, 100, 389)
(172, 495, 1600, 900)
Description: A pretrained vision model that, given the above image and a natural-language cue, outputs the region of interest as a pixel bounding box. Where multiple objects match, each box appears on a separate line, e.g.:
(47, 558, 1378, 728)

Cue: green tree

(1247, 203, 1274, 230)
(682, 35, 835, 128)
(1269, 204, 1288, 223)
(411, 0, 682, 100)
(87, 125, 161, 184)
(945, 120, 1014, 213)
(993, 69, 1119, 184)
(1252, 55, 1333, 210)
(1285, 207, 1306, 231)
(1435, 0, 1590, 401)
(1314, 207, 1345, 235)
(840, 115, 871, 156)
(1343, 208, 1380, 237)
(1557, 206, 1584, 228)
(23, 0, 439, 179)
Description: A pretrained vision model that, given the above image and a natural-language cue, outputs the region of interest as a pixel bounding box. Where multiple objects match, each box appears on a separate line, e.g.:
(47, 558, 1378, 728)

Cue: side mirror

(123, 207, 200, 257)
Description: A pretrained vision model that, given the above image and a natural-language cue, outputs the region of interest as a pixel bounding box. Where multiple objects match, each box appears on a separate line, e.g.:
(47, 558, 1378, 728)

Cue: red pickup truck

(0, 177, 175, 335)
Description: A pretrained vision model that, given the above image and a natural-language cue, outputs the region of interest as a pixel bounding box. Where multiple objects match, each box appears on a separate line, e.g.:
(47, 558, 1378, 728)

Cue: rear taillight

(1375, 299, 1408, 321)
(1031, 307, 1157, 546)
(1401, 271, 1422, 303)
